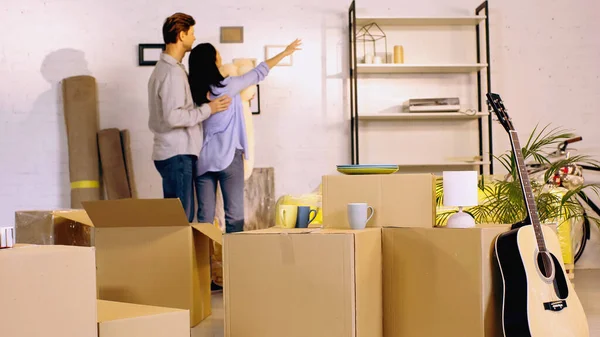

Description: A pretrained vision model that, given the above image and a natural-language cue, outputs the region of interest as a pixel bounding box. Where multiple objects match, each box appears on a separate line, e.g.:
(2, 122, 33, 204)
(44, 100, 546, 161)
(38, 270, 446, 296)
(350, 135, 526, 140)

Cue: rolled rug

(98, 128, 131, 200)
(62, 75, 101, 208)
(120, 129, 138, 198)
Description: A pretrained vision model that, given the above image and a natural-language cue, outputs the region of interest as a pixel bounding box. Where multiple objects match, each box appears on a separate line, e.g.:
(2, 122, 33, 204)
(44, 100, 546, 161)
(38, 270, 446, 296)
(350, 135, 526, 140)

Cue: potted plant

(436, 124, 600, 265)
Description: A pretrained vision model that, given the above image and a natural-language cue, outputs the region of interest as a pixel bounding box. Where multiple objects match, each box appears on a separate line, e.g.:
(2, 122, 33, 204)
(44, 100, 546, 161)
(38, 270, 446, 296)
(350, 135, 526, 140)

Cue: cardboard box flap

(82, 199, 189, 228)
(53, 210, 94, 227)
(97, 300, 187, 323)
(317, 228, 380, 235)
(191, 223, 223, 245)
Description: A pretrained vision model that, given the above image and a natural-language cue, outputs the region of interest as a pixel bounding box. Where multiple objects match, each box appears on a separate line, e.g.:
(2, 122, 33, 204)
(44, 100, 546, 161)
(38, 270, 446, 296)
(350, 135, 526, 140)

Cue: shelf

(356, 16, 486, 26)
(348, 1, 493, 173)
(358, 112, 488, 120)
(357, 63, 487, 74)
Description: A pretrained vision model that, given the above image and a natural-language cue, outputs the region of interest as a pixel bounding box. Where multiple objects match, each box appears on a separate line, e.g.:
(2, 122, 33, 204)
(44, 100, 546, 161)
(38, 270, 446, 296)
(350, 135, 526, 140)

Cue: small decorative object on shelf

(0, 226, 15, 249)
(393, 45, 404, 64)
(356, 22, 388, 63)
(442, 171, 478, 228)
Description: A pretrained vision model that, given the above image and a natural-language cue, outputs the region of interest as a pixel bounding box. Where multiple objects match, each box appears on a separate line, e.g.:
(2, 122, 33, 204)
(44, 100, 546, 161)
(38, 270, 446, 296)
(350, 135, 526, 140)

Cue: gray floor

(192, 292, 224, 337)
(577, 269, 600, 335)
(192, 269, 600, 336)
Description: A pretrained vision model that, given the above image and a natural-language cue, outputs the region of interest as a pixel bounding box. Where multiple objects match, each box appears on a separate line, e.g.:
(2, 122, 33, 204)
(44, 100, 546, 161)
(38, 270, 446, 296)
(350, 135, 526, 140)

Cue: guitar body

(495, 224, 589, 337)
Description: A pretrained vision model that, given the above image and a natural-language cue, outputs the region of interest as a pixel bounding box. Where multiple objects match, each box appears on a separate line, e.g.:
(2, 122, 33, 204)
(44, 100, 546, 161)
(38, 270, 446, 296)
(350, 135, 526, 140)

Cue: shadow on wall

(25, 48, 92, 208)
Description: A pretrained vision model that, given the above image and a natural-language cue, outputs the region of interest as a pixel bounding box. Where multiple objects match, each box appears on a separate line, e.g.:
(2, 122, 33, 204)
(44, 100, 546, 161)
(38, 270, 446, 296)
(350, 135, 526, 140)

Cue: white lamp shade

(443, 171, 478, 207)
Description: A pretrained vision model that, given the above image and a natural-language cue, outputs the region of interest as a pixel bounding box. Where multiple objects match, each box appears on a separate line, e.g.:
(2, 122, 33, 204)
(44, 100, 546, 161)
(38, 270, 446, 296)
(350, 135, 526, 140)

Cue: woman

(188, 39, 302, 233)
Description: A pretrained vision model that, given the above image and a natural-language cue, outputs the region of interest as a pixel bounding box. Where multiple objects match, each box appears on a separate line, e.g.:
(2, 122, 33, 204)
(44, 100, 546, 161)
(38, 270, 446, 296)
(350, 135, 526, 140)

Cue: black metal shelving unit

(348, 0, 494, 175)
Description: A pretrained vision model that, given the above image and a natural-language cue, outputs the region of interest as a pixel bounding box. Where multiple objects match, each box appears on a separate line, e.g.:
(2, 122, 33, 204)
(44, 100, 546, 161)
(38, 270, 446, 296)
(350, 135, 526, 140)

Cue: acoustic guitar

(486, 92, 589, 337)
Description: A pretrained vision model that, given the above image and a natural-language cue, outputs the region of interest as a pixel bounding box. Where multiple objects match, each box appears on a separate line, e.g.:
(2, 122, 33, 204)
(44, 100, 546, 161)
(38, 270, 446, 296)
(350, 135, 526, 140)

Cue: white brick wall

(0, 0, 354, 225)
(2, 0, 600, 267)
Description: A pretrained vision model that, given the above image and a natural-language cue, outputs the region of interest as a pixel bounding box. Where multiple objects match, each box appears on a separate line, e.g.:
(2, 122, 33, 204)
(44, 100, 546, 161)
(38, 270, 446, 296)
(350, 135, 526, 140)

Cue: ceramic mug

(296, 206, 318, 228)
(347, 203, 374, 230)
(278, 205, 298, 229)
(0, 226, 15, 249)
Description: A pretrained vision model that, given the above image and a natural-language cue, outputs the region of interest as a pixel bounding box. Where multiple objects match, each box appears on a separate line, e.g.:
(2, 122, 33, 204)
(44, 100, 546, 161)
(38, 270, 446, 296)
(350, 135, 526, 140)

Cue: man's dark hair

(162, 12, 195, 44)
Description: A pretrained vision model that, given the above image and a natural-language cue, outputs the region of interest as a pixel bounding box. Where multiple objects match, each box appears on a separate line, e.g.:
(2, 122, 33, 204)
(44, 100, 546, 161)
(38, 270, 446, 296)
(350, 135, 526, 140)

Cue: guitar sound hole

(537, 251, 554, 279)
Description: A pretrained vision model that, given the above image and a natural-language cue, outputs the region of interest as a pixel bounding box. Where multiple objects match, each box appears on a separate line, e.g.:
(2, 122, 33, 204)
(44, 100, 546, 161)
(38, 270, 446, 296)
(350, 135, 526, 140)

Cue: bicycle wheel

(574, 191, 596, 263)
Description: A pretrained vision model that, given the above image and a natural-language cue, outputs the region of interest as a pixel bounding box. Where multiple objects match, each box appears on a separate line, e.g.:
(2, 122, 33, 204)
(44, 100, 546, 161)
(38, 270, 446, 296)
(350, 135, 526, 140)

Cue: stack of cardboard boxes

(9, 198, 223, 336)
(0, 244, 191, 337)
(223, 173, 510, 337)
(8, 172, 510, 336)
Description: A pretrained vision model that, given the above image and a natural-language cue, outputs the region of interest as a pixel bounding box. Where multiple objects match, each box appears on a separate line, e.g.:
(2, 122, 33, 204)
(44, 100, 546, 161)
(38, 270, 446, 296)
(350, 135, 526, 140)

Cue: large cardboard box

(223, 228, 382, 337)
(97, 300, 189, 337)
(0, 244, 98, 337)
(68, 198, 223, 327)
(322, 174, 436, 229)
(382, 225, 509, 337)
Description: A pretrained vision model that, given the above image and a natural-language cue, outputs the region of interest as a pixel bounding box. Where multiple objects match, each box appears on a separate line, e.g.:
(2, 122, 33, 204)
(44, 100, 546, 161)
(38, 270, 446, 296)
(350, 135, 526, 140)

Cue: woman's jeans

(195, 149, 245, 233)
(153, 154, 197, 222)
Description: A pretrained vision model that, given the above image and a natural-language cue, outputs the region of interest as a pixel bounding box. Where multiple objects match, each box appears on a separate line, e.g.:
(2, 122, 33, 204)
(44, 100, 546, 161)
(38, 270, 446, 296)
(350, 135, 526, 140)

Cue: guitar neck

(509, 130, 548, 252)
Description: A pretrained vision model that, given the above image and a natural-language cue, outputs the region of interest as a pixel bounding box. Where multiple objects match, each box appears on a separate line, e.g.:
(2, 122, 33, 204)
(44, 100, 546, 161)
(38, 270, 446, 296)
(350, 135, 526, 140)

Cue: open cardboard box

(54, 198, 222, 327)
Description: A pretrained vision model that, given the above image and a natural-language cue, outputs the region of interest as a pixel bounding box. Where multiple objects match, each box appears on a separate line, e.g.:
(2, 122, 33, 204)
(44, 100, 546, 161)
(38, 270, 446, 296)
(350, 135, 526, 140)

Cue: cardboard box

(97, 300, 189, 337)
(0, 244, 98, 337)
(382, 225, 509, 337)
(51, 198, 223, 328)
(15, 209, 94, 246)
(223, 228, 382, 337)
(322, 174, 436, 229)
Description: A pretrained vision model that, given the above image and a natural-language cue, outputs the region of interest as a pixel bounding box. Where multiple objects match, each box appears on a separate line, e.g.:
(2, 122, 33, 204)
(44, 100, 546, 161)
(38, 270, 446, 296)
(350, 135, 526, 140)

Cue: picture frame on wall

(138, 44, 166, 66)
(220, 26, 244, 43)
(250, 85, 261, 115)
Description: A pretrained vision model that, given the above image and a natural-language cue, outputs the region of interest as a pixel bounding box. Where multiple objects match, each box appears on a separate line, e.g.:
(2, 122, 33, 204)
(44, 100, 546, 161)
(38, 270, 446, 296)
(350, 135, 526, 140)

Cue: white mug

(347, 203, 374, 230)
(0, 227, 15, 249)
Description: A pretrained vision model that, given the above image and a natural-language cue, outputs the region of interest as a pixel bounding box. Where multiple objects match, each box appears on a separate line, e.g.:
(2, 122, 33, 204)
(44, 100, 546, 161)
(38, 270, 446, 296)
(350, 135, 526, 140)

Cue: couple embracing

(148, 12, 301, 233)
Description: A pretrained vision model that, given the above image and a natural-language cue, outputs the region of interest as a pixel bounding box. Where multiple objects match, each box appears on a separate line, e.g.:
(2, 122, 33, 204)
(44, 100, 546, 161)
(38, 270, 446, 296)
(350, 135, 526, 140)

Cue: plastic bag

(274, 190, 322, 227)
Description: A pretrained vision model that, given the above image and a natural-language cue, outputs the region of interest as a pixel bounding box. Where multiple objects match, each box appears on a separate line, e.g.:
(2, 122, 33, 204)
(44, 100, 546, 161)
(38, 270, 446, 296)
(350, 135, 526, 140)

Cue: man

(148, 12, 231, 221)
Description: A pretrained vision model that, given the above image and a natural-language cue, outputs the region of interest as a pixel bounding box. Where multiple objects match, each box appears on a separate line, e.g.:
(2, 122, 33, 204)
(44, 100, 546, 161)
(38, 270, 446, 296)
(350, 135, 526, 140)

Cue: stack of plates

(336, 164, 399, 175)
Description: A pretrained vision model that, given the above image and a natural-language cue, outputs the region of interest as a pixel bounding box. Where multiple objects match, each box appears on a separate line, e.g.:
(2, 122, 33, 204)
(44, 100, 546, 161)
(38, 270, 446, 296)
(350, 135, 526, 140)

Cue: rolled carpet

(62, 75, 101, 208)
(98, 128, 131, 200)
(120, 129, 138, 198)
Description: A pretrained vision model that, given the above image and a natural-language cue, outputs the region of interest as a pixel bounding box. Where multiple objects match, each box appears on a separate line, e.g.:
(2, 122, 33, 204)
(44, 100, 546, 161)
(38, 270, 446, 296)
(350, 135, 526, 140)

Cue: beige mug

(278, 205, 298, 229)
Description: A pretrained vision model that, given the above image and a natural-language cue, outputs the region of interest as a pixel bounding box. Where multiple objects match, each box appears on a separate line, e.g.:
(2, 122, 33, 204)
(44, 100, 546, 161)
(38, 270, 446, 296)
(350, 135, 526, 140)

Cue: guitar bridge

(544, 300, 567, 311)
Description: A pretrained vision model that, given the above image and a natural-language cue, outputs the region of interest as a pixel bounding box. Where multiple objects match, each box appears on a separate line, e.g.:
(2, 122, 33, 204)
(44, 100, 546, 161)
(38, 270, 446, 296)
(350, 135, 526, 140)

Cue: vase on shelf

(394, 45, 404, 64)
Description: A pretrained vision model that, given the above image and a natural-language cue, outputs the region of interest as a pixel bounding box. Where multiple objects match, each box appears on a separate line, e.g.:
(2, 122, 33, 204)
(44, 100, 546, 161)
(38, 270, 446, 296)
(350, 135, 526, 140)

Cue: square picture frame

(138, 43, 165, 66)
(220, 26, 244, 43)
(265, 45, 292, 66)
(250, 85, 261, 115)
